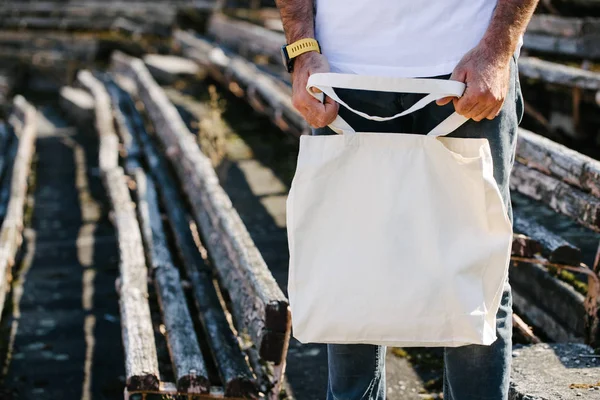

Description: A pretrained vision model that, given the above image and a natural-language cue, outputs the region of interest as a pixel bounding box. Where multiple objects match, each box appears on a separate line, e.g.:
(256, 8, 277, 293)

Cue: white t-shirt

(315, 0, 498, 78)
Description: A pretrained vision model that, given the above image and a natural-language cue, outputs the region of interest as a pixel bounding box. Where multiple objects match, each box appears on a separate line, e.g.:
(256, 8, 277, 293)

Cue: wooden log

(516, 128, 600, 198)
(104, 168, 160, 391)
(174, 31, 307, 137)
(59, 86, 95, 126)
(510, 260, 587, 341)
(0, 1, 213, 14)
(523, 32, 600, 59)
(511, 233, 543, 258)
(0, 32, 98, 62)
(0, 96, 36, 320)
(134, 168, 210, 394)
(518, 57, 600, 90)
(513, 211, 582, 265)
(102, 77, 141, 170)
(512, 313, 541, 344)
(77, 70, 119, 172)
(143, 54, 200, 84)
(114, 81, 259, 397)
(526, 14, 600, 38)
(80, 70, 159, 391)
(510, 162, 600, 232)
(110, 51, 290, 364)
(207, 13, 284, 65)
(0, 16, 172, 36)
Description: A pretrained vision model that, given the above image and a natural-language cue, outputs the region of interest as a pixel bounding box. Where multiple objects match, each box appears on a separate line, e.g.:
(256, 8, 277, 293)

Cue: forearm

(480, 0, 539, 61)
(275, 0, 315, 43)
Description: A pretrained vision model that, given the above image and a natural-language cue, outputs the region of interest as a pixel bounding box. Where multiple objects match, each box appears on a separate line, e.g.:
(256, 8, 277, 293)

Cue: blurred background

(0, 1, 598, 400)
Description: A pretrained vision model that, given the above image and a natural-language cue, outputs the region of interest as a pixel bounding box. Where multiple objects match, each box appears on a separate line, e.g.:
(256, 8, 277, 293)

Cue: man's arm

(275, 0, 338, 128)
(437, 0, 539, 121)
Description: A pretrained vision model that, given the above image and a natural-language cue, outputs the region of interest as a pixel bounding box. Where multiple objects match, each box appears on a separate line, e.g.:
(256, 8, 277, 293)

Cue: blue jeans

(314, 56, 524, 400)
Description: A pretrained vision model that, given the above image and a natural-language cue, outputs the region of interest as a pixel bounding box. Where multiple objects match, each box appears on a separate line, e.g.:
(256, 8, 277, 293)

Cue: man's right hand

(291, 52, 339, 128)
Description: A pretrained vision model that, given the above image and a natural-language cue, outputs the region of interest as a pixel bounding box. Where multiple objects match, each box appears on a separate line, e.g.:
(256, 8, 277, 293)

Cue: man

(275, 1, 538, 399)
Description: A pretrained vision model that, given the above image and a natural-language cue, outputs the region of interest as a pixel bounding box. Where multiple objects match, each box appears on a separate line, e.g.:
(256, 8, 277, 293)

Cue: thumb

(436, 68, 467, 106)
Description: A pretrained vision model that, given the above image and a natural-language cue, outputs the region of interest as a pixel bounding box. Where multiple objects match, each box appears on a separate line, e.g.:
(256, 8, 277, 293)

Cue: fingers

(437, 69, 466, 107)
(436, 97, 454, 106)
(292, 88, 339, 128)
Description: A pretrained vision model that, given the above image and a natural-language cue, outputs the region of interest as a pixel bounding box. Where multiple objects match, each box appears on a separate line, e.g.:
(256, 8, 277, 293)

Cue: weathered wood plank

(0, 96, 36, 319)
(0, 16, 172, 36)
(77, 70, 119, 172)
(134, 168, 210, 394)
(103, 166, 159, 392)
(111, 51, 290, 363)
(59, 86, 95, 126)
(174, 31, 307, 137)
(523, 32, 600, 59)
(0, 31, 98, 62)
(510, 260, 587, 341)
(102, 77, 141, 170)
(79, 70, 159, 391)
(510, 162, 600, 232)
(516, 128, 600, 198)
(114, 81, 260, 397)
(207, 13, 283, 65)
(143, 54, 200, 84)
(518, 57, 600, 90)
(526, 14, 600, 38)
(513, 211, 581, 265)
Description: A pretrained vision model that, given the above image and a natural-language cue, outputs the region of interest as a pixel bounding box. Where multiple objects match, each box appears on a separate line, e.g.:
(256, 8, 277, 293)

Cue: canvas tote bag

(287, 73, 513, 347)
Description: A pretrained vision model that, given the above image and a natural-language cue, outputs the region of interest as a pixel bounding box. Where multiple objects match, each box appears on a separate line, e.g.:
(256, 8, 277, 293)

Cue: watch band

(285, 38, 321, 59)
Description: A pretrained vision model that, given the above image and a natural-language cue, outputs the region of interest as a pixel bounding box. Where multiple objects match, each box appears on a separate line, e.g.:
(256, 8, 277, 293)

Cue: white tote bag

(287, 73, 513, 347)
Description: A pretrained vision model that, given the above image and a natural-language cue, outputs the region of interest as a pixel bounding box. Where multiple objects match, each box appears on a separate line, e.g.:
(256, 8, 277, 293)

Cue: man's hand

(436, 45, 511, 122)
(291, 52, 339, 128)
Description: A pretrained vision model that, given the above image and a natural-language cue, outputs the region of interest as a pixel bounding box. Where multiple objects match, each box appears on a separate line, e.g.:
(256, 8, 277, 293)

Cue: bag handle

(306, 73, 469, 137)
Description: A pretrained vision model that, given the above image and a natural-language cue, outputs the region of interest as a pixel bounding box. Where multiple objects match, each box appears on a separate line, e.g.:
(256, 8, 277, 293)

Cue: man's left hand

(436, 45, 511, 122)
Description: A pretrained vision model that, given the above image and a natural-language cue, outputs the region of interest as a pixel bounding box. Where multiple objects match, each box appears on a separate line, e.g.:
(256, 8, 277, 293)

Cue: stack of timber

(0, 1, 216, 37)
(174, 29, 600, 347)
(524, 14, 600, 59)
(0, 96, 37, 324)
(64, 52, 291, 398)
(200, 12, 600, 149)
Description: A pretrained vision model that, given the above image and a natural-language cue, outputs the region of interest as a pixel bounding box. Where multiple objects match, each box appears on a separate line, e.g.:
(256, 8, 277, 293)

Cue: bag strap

(306, 73, 468, 137)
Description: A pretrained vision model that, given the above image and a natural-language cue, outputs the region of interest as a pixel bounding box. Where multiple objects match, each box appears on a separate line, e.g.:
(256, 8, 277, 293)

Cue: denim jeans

(313, 56, 524, 400)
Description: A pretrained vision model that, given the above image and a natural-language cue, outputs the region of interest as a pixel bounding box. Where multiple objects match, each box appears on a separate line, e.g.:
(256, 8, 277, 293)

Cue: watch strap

(285, 38, 321, 59)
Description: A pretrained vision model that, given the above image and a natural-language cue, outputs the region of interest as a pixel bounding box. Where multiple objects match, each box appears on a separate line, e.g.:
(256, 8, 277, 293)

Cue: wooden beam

(526, 14, 600, 38)
(174, 31, 307, 137)
(0, 32, 98, 62)
(78, 70, 159, 391)
(523, 32, 600, 59)
(112, 82, 259, 396)
(510, 162, 600, 232)
(518, 57, 600, 90)
(207, 13, 284, 65)
(133, 168, 210, 394)
(111, 51, 290, 364)
(102, 77, 141, 171)
(77, 70, 119, 172)
(513, 211, 581, 266)
(0, 96, 36, 318)
(516, 128, 600, 198)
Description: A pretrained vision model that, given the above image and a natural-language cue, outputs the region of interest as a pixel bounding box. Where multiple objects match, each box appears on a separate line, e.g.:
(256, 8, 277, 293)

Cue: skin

(275, 0, 539, 127)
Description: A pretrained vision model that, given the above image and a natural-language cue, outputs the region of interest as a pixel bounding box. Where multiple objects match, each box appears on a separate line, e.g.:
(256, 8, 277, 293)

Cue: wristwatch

(281, 38, 321, 73)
